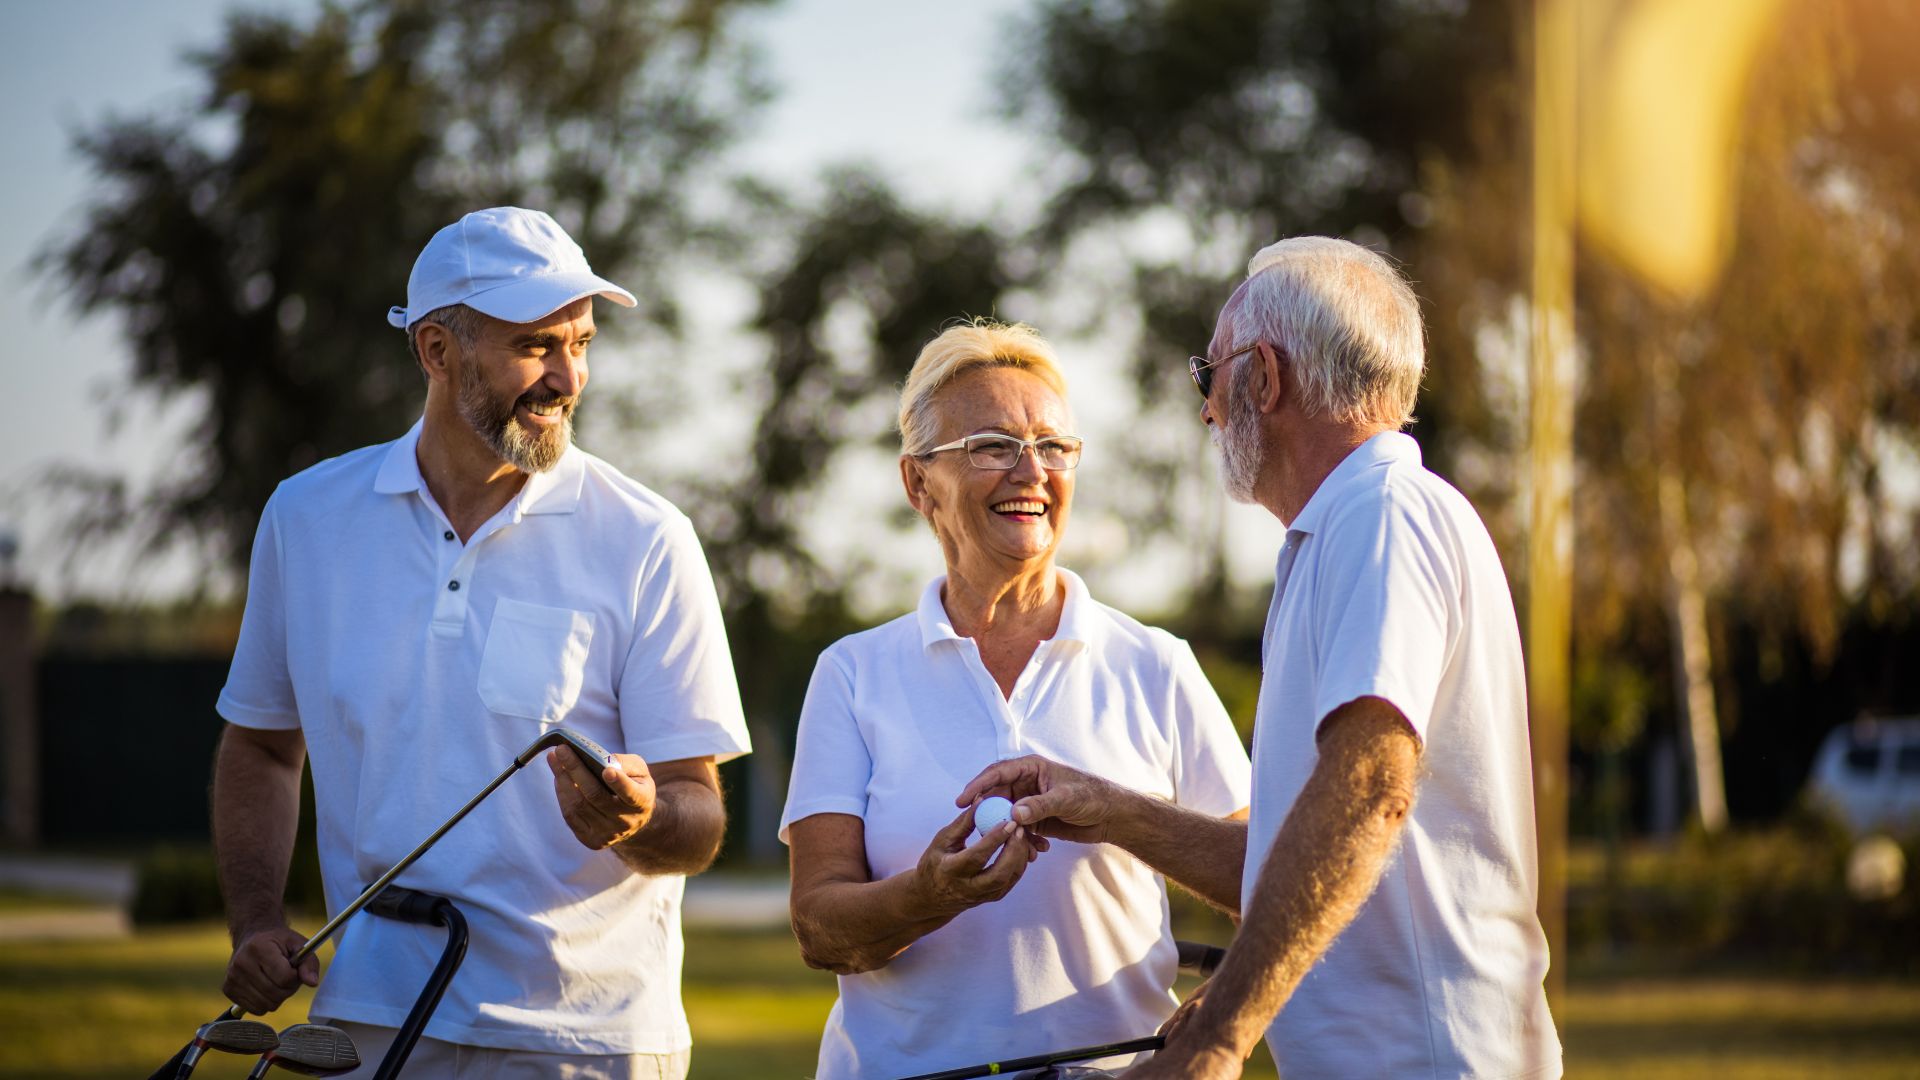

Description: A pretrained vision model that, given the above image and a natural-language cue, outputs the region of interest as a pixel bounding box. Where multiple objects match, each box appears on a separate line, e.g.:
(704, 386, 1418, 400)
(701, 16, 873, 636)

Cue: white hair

(897, 319, 1069, 455)
(1220, 236, 1426, 428)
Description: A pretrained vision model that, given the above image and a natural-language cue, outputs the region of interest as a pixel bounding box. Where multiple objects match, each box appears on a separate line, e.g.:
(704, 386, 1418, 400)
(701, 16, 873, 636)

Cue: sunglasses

(1187, 342, 1262, 399)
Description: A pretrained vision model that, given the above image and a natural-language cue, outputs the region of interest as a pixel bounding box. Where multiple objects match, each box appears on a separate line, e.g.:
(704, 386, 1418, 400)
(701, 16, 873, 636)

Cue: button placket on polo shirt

(952, 639, 1025, 760)
(428, 508, 522, 638)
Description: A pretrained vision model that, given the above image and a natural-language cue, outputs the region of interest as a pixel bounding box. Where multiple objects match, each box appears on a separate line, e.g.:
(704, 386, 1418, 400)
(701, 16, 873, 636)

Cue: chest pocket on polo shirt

(476, 598, 595, 722)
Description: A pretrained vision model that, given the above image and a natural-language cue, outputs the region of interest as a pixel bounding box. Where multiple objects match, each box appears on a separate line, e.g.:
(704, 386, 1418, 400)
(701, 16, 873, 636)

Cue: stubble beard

(1213, 362, 1266, 504)
(455, 355, 572, 474)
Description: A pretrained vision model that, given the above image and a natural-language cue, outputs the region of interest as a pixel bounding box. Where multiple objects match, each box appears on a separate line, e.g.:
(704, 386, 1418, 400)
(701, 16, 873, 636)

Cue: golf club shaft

(897, 1035, 1167, 1080)
(217, 744, 534, 1020)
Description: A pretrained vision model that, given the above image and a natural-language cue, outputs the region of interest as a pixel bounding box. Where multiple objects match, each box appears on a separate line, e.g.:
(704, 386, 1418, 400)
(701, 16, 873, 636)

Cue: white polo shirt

(1244, 432, 1561, 1078)
(780, 569, 1252, 1080)
(217, 420, 750, 1055)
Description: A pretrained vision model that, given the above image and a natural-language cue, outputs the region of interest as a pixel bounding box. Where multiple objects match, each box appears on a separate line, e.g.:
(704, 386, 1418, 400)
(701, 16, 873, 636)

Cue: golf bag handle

(362, 885, 469, 1080)
(1175, 939, 1226, 978)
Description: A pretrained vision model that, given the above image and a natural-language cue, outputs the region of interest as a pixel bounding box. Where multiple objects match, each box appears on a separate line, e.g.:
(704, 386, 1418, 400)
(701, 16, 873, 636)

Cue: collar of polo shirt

(1284, 430, 1422, 538)
(372, 418, 587, 518)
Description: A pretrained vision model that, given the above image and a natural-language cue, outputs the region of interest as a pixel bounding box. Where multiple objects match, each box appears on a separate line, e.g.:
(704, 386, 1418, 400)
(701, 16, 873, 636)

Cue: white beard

(1212, 364, 1265, 503)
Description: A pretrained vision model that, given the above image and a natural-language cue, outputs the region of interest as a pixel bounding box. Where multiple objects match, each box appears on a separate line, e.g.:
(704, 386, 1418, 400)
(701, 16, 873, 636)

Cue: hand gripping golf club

(160, 1018, 281, 1078)
(246, 1023, 362, 1077)
(150, 727, 616, 1080)
(361, 884, 469, 1080)
(895, 941, 1229, 1080)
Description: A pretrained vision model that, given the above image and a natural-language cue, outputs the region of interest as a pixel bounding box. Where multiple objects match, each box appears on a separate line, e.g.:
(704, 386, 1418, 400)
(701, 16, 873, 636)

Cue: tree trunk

(1657, 467, 1729, 833)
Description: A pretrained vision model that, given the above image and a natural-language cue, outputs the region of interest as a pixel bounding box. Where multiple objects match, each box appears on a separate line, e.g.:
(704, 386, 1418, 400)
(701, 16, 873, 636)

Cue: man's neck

(416, 401, 530, 542)
(1260, 423, 1392, 526)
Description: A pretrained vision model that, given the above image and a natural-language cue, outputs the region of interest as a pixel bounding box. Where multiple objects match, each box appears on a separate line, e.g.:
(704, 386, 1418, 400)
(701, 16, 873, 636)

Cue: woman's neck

(941, 559, 1063, 644)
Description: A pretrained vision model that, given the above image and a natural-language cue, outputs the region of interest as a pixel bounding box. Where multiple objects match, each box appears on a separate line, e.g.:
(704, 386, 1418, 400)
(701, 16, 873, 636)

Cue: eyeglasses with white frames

(916, 433, 1085, 471)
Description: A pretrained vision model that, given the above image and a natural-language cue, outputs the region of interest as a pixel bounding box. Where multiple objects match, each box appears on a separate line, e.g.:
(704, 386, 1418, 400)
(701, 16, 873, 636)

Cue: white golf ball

(974, 796, 1015, 839)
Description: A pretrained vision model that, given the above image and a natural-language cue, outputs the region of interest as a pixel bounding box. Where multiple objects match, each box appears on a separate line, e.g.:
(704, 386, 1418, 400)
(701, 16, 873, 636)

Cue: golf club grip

(895, 1035, 1166, 1080)
(364, 884, 446, 925)
(1175, 939, 1227, 978)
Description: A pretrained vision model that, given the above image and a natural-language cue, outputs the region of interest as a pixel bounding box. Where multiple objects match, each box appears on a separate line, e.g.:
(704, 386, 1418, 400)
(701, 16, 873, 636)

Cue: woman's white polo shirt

(780, 569, 1251, 1079)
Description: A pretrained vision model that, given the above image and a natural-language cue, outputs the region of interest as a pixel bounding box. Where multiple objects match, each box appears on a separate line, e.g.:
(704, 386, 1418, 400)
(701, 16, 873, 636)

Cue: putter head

(197, 1018, 281, 1054)
(267, 1023, 361, 1074)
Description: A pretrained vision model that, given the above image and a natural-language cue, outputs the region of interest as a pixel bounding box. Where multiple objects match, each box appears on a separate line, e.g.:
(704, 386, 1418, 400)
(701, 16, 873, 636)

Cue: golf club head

(517, 726, 619, 788)
(258, 1023, 361, 1075)
(199, 1018, 281, 1054)
(250, 1055, 359, 1078)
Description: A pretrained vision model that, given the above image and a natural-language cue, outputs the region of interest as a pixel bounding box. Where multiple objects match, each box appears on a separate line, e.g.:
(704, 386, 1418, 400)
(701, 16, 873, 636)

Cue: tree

(1002, 0, 1511, 629)
(42, 0, 768, 580)
(1012, 0, 1920, 827)
(1420, 0, 1920, 825)
(701, 168, 1014, 725)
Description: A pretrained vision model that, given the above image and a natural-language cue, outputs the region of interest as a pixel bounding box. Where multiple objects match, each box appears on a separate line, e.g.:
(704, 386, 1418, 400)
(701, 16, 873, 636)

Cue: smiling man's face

(453, 299, 595, 473)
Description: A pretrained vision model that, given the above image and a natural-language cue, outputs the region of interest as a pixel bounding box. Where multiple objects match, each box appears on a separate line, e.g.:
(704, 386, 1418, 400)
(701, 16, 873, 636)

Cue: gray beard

(1213, 365, 1265, 503)
(455, 357, 571, 474)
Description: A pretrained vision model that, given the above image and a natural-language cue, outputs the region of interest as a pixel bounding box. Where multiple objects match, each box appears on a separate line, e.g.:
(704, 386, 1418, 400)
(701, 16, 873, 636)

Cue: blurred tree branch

(39, 0, 771, 578)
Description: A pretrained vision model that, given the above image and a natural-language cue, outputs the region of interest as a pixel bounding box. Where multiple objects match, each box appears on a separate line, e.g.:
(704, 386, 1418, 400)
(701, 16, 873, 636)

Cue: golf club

(149, 726, 617, 1080)
(897, 1036, 1167, 1080)
(245, 1023, 362, 1078)
(361, 884, 470, 1080)
(896, 940, 1229, 1080)
(163, 1017, 280, 1079)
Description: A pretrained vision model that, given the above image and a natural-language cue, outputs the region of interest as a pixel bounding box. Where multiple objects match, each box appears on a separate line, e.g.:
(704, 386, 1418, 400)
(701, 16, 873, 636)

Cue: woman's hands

(788, 801, 1049, 975)
(911, 802, 1047, 918)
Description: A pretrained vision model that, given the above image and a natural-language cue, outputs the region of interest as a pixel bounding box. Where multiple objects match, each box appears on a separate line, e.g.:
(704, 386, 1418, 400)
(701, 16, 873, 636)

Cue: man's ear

(415, 322, 458, 384)
(1252, 341, 1287, 414)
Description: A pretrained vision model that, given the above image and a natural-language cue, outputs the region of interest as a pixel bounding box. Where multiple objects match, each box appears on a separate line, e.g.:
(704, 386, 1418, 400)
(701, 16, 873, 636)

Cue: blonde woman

(781, 321, 1252, 1078)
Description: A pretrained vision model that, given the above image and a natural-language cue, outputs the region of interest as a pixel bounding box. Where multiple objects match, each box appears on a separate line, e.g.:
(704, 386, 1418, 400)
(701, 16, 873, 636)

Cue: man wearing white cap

(211, 207, 751, 1077)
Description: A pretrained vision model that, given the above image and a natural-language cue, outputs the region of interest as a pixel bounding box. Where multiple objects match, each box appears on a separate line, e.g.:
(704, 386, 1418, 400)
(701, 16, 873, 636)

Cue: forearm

(1183, 705, 1418, 1059)
(612, 778, 727, 875)
(1106, 790, 1248, 914)
(792, 869, 955, 975)
(212, 725, 306, 942)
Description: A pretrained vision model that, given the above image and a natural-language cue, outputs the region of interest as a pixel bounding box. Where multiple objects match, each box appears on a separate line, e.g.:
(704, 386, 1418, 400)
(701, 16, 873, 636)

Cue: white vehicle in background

(1809, 716, 1920, 834)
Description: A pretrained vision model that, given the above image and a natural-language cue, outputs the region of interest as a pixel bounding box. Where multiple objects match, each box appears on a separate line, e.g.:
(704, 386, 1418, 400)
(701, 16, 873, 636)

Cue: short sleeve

(1165, 641, 1253, 817)
(1309, 493, 1457, 742)
(618, 515, 752, 764)
(778, 650, 873, 844)
(216, 494, 300, 730)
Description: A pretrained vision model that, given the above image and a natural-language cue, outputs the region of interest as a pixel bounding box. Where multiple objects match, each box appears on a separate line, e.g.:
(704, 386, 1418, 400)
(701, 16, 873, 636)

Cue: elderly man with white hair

(962, 238, 1562, 1078)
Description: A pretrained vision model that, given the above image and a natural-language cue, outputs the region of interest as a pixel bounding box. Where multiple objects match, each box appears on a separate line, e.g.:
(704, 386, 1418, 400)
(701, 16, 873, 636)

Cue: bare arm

(788, 809, 1041, 975)
(1129, 696, 1421, 1078)
(1107, 800, 1249, 914)
(212, 723, 320, 1013)
(957, 758, 1250, 913)
(549, 751, 728, 876)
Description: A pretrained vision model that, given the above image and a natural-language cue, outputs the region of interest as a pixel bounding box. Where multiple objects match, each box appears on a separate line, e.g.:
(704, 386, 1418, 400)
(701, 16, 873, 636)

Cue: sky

(0, 0, 1286, 613)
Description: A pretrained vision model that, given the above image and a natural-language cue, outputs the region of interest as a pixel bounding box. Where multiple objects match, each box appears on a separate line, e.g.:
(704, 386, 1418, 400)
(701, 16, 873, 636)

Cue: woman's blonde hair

(897, 319, 1069, 455)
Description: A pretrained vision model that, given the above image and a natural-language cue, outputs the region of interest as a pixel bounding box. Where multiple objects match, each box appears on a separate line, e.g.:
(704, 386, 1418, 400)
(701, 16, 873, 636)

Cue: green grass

(1, 922, 1916, 1078)
(0, 891, 112, 914)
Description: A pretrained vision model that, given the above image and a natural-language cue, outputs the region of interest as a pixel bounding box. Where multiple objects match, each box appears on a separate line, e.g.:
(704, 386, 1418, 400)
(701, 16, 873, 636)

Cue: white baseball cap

(386, 206, 636, 331)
